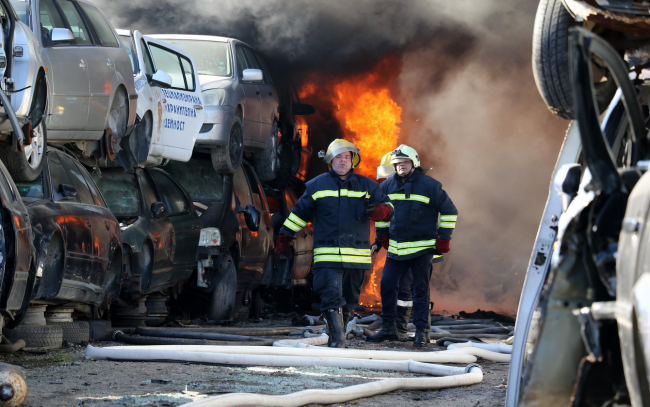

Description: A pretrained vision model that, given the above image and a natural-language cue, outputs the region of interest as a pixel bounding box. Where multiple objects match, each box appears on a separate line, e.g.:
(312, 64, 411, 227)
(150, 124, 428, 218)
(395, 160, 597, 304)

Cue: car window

(164, 159, 224, 202)
(56, 0, 92, 45)
(149, 44, 187, 90)
(180, 56, 195, 91)
(76, 162, 106, 207)
(92, 172, 141, 216)
(10, 1, 29, 26)
(119, 35, 138, 73)
(138, 171, 158, 210)
(149, 170, 189, 215)
(233, 167, 253, 207)
(140, 39, 155, 77)
(48, 152, 75, 201)
(166, 40, 231, 77)
(254, 51, 273, 85)
(15, 173, 45, 203)
(235, 45, 248, 79)
(59, 153, 93, 205)
(38, 0, 67, 44)
(242, 47, 261, 71)
(243, 164, 266, 212)
(77, 2, 118, 47)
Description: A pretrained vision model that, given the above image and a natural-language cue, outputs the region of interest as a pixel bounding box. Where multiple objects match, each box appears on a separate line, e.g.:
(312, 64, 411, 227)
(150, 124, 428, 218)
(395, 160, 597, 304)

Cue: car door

(38, 0, 90, 130)
(147, 169, 199, 275)
(251, 49, 277, 140)
(234, 43, 261, 144)
(75, 1, 122, 131)
(48, 151, 94, 283)
(284, 188, 312, 282)
(144, 38, 204, 160)
(240, 163, 272, 282)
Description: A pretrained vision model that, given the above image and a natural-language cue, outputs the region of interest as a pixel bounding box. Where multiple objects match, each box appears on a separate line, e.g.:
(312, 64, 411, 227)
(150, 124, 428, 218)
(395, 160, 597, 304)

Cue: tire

(133, 242, 153, 297)
(3, 324, 63, 350)
(255, 121, 279, 182)
(532, 0, 577, 119)
(208, 254, 237, 321)
(107, 88, 128, 140)
(0, 115, 47, 182)
(56, 321, 90, 343)
(211, 118, 243, 174)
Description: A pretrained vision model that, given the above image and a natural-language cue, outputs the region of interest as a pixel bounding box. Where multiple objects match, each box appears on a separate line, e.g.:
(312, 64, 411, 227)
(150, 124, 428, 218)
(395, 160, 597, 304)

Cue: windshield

(164, 159, 224, 202)
(119, 35, 137, 73)
(165, 40, 231, 77)
(10, 1, 28, 26)
(91, 172, 141, 216)
(15, 172, 44, 203)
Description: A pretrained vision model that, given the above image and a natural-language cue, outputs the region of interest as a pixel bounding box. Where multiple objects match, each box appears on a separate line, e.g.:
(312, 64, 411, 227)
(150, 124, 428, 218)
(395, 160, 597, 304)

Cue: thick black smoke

(97, 0, 569, 313)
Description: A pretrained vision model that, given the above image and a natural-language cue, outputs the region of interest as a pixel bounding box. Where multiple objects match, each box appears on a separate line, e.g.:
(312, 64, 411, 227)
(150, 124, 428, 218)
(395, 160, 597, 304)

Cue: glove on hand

(376, 235, 389, 251)
(436, 238, 451, 255)
(367, 203, 392, 221)
(275, 234, 294, 260)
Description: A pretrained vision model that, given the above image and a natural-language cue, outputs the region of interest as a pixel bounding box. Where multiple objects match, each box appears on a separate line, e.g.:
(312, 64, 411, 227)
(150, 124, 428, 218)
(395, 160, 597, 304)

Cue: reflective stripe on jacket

(280, 168, 390, 269)
(376, 170, 457, 261)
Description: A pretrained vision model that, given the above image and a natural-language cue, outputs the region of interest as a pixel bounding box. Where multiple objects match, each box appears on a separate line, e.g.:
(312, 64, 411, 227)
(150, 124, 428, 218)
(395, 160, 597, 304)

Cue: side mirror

(554, 164, 582, 212)
(151, 201, 166, 218)
(234, 196, 260, 232)
(242, 68, 263, 82)
(292, 102, 315, 116)
(59, 184, 77, 198)
(150, 70, 173, 88)
(49, 28, 75, 44)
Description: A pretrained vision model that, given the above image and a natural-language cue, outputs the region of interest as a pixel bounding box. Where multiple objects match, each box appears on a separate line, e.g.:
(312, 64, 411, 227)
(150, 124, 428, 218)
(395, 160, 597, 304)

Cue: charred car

(91, 166, 200, 304)
(164, 154, 273, 320)
(14, 147, 121, 313)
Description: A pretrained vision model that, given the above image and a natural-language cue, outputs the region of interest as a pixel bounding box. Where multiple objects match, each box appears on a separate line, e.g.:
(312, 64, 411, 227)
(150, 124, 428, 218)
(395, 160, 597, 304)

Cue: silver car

(10, 0, 136, 179)
(149, 35, 279, 181)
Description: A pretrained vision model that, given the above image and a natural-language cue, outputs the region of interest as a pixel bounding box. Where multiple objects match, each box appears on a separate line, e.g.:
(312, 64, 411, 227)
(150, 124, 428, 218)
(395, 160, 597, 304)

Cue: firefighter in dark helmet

(275, 139, 393, 347)
(367, 145, 457, 347)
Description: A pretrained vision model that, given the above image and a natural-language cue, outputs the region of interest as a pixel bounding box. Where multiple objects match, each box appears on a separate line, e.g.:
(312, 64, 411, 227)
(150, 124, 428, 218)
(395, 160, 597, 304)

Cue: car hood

(199, 75, 235, 90)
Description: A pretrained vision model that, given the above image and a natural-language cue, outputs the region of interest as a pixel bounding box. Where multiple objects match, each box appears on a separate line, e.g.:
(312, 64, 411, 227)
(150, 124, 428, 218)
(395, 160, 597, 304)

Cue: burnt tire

(0, 119, 47, 182)
(254, 121, 279, 182)
(208, 254, 237, 321)
(211, 118, 243, 174)
(532, 0, 577, 119)
(3, 324, 63, 350)
(56, 321, 90, 343)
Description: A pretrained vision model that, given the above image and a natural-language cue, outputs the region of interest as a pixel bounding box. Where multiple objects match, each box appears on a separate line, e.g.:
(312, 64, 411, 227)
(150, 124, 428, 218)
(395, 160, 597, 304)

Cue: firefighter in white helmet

(276, 139, 393, 347)
(367, 144, 458, 347)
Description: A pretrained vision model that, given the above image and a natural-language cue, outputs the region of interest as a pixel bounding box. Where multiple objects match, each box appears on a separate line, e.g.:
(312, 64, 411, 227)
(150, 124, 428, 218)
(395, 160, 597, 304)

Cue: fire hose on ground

(112, 331, 276, 346)
(447, 342, 513, 354)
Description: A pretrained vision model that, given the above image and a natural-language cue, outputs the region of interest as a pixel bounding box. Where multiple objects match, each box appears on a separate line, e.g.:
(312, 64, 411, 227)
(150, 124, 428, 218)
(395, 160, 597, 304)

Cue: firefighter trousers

(380, 252, 433, 328)
(313, 267, 365, 313)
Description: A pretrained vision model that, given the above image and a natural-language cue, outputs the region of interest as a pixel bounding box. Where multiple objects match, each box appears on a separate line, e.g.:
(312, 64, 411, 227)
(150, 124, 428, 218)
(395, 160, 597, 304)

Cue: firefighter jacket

(375, 170, 457, 261)
(280, 168, 392, 269)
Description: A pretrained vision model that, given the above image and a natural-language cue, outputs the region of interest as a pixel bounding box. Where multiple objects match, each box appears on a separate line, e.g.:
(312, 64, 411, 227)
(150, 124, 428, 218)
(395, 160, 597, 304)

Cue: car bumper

(195, 105, 236, 146)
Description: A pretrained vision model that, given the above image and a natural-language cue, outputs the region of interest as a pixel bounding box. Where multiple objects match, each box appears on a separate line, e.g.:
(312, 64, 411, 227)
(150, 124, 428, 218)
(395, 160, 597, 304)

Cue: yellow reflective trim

(387, 202, 394, 210)
(314, 255, 371, 264)
(340, 248, 370, 256)
(288, 213, 307, 227)
(388, 194, 430, 204)
(313, 247, 340, 254)
(375, 221, 390, 228)
(440, 215, 457, 221)
(341, 189, 368, 198)
(312, 190, 339, 200)
(389, 239, 436, 248)
(439, 222, 456, 228)
(388, 246, 434, 256)
(283, 219, 302, 232)
(311, 189, 370, 200)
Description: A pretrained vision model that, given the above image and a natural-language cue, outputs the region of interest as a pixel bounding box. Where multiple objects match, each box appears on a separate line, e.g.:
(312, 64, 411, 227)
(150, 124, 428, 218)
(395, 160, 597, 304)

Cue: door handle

(104, 220, 110, 230)
(79, 59, 86, 69)
(302, 232, 307, 238)
(106, 59, 114, 69)
(85, 218, 92, 228)
(255, 90, 260, 95)
(193, 104, 203, 110)
(22, 214, 28, 222)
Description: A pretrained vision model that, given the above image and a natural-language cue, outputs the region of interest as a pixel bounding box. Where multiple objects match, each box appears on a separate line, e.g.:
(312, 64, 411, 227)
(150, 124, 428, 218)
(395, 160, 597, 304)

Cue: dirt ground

(0, 318, 508, 407)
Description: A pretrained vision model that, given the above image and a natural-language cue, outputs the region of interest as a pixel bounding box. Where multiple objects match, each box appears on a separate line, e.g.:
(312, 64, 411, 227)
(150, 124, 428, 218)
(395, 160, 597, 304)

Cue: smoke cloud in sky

(97, 0, 569, 313)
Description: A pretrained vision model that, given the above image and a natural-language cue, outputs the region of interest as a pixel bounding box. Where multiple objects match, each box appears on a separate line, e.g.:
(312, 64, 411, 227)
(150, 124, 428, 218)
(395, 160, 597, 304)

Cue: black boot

(395, 306, 411, 342)
(342, 311, 351, 333)
(413, 327, 427, 347)
(323, 308, 345, 348)
(424, 312, 431, 345)
(367, 319, 398, 342)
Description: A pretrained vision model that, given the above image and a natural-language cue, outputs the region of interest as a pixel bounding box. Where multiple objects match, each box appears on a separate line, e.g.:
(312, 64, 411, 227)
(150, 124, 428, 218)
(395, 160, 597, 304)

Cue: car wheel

(211, 118, 243, 174)
(208, 254, 237, 321)
(0, 116, 47, 182)
(254, 121, 279, 182)
(55, 321, 90, 344)
(134, 242, 154, 297)
(3, 324, 63, 350)
(107, 88, 128, 140)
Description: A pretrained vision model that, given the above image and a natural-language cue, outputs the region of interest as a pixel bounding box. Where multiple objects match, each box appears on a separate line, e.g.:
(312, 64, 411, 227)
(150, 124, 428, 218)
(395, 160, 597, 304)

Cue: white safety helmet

(318, 139, 361, 168)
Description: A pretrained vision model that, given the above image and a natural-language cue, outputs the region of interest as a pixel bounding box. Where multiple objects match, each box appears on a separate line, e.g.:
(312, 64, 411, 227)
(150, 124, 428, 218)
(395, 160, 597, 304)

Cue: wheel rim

(270, 128, 278, 173)
(24, 121, 44, 169)
(229, 125, 243, 165)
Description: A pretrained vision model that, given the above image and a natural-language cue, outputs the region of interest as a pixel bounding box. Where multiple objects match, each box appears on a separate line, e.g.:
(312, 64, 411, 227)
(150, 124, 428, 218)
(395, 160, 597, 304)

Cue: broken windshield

(15, 172, 44, 204)
(92, 172, 141, 216)
(164, 159, 224, 202)
(166, 40, 231, 77)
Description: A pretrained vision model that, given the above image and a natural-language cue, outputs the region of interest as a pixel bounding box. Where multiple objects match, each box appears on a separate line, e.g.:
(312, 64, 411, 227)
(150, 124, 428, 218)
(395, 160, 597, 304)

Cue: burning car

(116, 29, 204, 167)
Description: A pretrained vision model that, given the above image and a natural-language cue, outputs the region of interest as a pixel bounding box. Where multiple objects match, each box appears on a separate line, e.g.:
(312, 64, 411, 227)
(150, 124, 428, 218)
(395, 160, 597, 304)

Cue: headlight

(199, 227, 222, 247)
(202, 89, 226, 107)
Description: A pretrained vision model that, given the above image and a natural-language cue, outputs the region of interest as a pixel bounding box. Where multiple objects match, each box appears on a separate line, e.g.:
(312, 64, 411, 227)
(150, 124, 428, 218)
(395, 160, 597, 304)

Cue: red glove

(275, 234, 293, 260)
(373, 235, 389, 252)
(367, 203, 392, 221)
(436, 238, 451, 255)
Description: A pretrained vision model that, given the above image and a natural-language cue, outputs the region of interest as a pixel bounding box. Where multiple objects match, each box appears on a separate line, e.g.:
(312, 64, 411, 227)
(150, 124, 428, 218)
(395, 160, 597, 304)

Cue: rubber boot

(395, 306, 411, 342)
(424, 312, 431, 345)
(366, 319, 399, 342)
(342, 311, 351, 332)
(323, 308, 345, 348)
(413, 326, 426, 347)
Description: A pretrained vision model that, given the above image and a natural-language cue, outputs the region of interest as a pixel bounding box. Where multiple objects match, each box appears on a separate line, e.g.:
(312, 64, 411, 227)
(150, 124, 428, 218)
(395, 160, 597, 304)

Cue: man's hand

(436, 238, 451, 255)
(371, 244, 380, 260)
(367, 203, 392, 221)
(275, 234, 294, 260)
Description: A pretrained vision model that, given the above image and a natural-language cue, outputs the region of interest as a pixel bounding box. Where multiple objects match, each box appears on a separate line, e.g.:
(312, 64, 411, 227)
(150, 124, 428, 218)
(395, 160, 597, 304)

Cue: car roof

(148, 34, 243, 45)
(116, 29, 130, 37)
